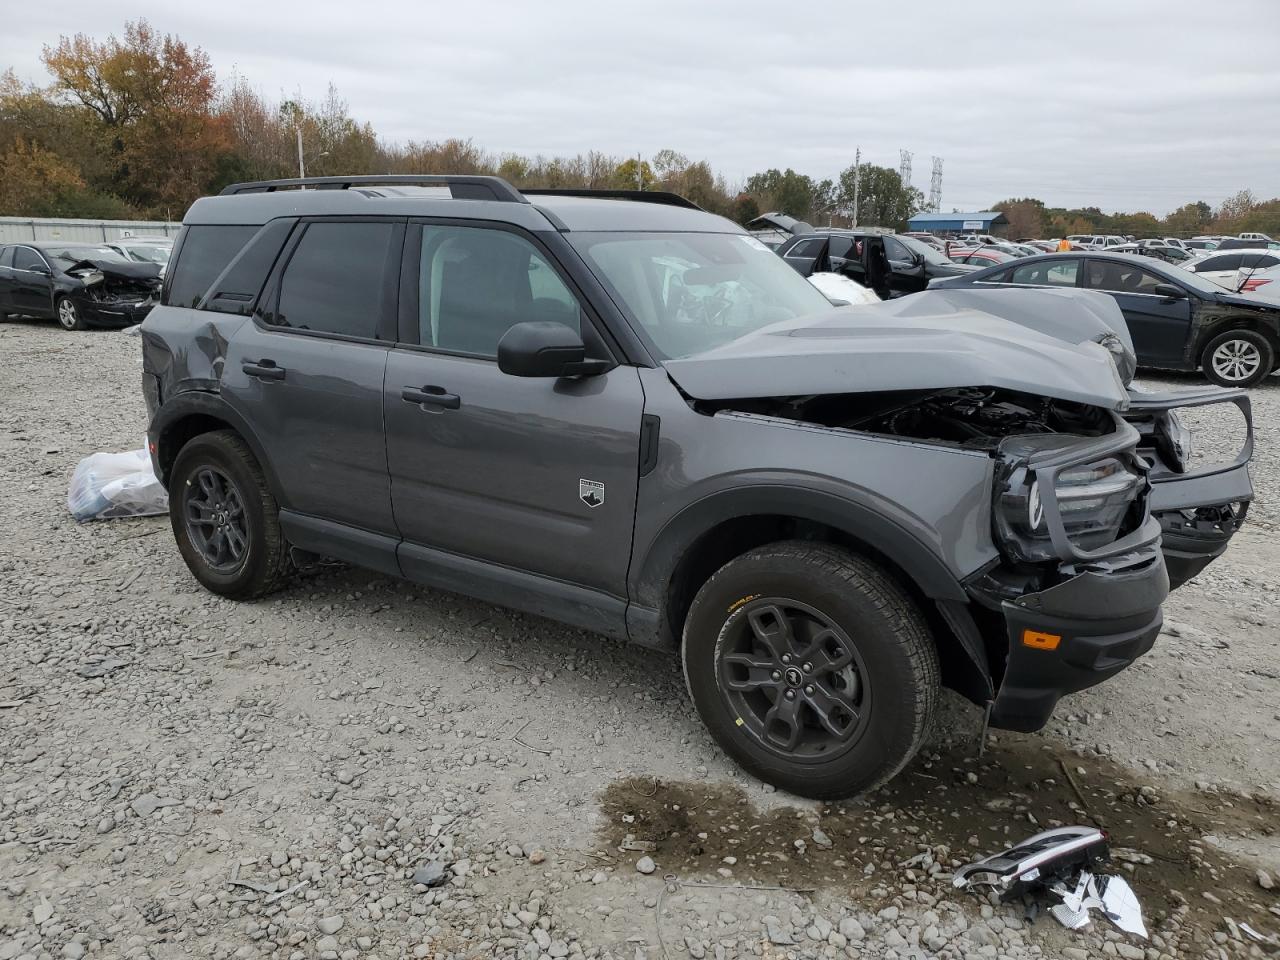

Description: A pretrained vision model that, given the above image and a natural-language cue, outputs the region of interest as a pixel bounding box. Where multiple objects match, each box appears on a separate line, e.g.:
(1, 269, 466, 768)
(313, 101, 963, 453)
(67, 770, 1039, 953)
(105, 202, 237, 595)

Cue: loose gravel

(1, 320, 1277, 959)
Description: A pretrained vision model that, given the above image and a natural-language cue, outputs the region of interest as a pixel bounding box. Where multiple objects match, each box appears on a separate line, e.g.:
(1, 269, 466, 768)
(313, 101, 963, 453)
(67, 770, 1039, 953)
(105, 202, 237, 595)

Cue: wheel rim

(58, 299, 77, 329)
(183, 467, 249, 572)
(1211, 339, 1261, 383)
(715, 597, 872, 761)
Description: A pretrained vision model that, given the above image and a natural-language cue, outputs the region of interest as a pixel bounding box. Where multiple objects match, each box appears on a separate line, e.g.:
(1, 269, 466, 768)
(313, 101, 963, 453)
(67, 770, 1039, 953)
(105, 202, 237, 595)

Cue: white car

(1240, 232, 1275, 244)
(1182, 249, 1280, 290)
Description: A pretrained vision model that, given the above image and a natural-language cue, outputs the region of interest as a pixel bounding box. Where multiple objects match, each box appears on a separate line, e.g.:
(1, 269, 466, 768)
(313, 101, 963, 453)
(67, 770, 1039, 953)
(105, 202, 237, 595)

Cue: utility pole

(851, 147, 861, 228)
(296, 125, 306, 180)
(636, 152, 643, 190)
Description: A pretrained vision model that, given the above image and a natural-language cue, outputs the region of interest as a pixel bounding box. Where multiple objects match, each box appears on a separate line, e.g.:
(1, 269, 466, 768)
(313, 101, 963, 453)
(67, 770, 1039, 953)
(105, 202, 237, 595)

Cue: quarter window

(416, 224, 582, 357)
(1010, 260, 1079, 286)
(166, 225, 258, 308)
(787, 237, 826, 258)
(0, 247, 13, 268)
(274, 221, 395, 338)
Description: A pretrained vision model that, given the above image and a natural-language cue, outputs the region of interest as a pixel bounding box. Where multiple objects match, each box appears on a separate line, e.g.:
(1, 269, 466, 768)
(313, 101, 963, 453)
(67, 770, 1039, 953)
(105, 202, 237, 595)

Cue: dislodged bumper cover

(987, 549, 1169, 732)
(663, 293, 1130, 410)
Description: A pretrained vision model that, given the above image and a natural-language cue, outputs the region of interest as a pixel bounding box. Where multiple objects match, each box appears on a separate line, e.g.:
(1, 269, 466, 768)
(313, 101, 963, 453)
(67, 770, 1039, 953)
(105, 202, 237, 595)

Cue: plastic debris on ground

(67, 447, 167, 521)
(952, 826, 1148, 939)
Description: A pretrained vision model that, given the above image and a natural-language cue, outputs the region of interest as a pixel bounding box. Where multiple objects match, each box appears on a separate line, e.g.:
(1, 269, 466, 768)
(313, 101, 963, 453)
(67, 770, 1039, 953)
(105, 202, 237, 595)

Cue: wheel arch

(151, 392, 288, 507)
(1192, 310, 1280, 366)
(629, 487, 992, 702)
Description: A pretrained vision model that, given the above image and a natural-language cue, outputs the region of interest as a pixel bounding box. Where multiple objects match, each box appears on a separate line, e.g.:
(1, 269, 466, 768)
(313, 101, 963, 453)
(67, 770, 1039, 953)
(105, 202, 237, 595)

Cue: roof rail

(521, 188, 702, 211)
(218, 175, 527, 202)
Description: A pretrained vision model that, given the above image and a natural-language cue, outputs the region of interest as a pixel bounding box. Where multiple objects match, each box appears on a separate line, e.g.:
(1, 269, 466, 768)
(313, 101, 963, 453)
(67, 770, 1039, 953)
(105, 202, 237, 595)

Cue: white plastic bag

(67, 447, 168, 521)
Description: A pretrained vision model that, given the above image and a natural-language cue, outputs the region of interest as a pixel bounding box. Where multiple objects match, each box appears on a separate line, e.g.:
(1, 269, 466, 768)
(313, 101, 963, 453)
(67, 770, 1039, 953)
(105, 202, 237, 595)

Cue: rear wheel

(681, 541, 939, 800)
(56, 296, 87, 331)
(1201, 329, 1273, 387)
(169, 430, 291, 599)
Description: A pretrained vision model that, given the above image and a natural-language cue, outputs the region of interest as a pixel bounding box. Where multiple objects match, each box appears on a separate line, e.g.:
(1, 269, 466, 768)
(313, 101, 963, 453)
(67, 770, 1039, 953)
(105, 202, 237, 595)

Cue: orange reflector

(1022, 630, 1062, 650)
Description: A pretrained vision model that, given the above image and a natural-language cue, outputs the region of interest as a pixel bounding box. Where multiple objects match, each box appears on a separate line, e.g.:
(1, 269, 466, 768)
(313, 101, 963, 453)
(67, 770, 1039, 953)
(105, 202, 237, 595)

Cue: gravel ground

(1, 320, 1278, 960)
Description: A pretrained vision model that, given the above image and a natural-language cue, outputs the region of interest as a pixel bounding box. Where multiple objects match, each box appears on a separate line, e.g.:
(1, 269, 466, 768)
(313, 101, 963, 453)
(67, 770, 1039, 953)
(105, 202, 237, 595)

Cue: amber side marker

(1022, 630, 1062, 650)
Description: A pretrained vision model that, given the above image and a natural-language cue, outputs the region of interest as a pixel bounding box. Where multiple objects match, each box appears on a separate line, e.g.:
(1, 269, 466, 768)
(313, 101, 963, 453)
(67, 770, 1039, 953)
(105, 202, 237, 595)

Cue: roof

(907, 211, 1009, 226)
(187, 175, 740, 234)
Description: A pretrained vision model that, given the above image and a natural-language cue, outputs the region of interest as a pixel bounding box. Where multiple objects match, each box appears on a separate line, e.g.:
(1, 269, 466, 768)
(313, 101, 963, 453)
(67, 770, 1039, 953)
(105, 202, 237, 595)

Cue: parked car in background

(0, 241, 161, 330)
(1162, 238, 1190, 250)
(1183, 239, 1219, 252)
(775, 229, 979, 297)
(106, 237, 173, 266)
(930, 250, 1280, 386)
(1217, 237, 1280, 251)
(1182, 250, 1280, 290)
(1239, 232, 1275, 244)
(1114, 243, 1194, 264)
(1026, 240, 1060, 253)
(902, 232, 947, 253)
(948, 246, 1016, 269)
(1233, 262, 1280, 297)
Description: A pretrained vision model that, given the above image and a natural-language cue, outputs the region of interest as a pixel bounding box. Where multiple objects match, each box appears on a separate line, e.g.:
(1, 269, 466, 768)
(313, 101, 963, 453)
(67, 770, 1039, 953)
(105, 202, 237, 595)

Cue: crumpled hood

(663, 291, 1131, 411)
(66, 259, 162, 283)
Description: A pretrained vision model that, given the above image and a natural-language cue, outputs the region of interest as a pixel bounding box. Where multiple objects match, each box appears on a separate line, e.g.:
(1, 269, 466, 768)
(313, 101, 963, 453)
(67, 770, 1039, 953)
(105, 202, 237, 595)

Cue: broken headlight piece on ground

(952, 826, 1147, 939)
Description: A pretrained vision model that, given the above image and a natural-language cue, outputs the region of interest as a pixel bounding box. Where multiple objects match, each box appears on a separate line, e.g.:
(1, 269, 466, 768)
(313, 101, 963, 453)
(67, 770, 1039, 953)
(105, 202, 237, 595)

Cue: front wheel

(56, 296, 87, 331)
(681, 541, 939, 800)
(169, 430, 291, 599)
(1201, 329, 1273, 387)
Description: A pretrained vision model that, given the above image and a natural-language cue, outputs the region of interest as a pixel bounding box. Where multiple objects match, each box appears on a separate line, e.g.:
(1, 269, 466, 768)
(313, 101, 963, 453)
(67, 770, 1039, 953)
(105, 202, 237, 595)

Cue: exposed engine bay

(702, 386, 1114, 449)
(65, 259, 161, 304)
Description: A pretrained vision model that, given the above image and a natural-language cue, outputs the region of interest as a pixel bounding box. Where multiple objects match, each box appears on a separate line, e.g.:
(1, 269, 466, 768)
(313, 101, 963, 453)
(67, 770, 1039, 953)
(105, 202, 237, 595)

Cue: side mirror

(1152, 283, 1186, 300)
(497, 321, 608, 378)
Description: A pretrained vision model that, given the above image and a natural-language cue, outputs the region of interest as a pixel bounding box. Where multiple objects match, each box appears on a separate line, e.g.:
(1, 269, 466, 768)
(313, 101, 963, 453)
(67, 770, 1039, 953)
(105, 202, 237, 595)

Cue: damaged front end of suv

(658, 289, 1252, 735)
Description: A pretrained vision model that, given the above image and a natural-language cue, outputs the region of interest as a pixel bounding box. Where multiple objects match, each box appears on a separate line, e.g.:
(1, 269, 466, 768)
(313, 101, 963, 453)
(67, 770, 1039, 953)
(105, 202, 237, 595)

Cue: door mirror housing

(31, 265, 51, 276)
(1152, 282, 1186, 300)
(497, 321, 609, 378)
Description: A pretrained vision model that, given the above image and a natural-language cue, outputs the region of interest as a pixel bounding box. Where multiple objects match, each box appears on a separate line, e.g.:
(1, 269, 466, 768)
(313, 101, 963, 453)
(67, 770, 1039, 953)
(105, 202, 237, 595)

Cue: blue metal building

(906, 210, 1009, 237)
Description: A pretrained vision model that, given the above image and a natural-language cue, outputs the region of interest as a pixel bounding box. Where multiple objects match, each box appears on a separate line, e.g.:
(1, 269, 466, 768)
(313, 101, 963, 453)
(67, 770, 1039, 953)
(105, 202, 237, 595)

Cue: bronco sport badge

(579, 479, 605, 508)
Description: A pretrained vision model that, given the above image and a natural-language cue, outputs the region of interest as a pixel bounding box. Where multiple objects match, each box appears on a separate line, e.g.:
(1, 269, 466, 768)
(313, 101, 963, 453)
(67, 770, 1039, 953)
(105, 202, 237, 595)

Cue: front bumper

(986, 549, 1169, 732)
(78, 295, 156, 328)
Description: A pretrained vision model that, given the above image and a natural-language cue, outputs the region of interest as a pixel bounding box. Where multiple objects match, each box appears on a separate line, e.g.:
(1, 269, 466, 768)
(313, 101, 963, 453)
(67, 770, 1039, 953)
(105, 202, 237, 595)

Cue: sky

(3, 1, 1279, 216)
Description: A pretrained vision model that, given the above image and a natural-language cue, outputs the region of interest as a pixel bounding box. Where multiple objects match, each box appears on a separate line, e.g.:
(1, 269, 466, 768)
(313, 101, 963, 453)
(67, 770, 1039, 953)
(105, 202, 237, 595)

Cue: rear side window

(274, 221, 396, 339)
(0, 247, 12, 268)
(1011, 260, 1079, 286)
(166, 225, 257, 308)
(1196, 255, 1240, 272)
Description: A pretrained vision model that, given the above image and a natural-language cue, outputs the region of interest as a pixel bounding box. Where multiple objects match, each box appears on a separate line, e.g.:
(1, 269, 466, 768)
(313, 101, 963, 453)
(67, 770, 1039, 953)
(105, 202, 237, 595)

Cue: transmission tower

(898, 149, 913, 189)
(929, 156, 943, 212)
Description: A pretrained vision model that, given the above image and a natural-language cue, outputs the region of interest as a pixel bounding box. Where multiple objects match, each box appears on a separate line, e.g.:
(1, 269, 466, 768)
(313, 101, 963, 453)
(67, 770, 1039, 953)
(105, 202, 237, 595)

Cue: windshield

(569, 231, 832, 360)
(45, 245, 127, 264)
(121, 245, 170, 264)
(898, 235, 952, 265)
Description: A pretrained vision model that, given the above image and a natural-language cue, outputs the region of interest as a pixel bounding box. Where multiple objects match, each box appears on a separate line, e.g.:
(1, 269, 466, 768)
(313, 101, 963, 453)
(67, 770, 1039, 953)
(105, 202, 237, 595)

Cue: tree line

(1, 20, 1276, 239)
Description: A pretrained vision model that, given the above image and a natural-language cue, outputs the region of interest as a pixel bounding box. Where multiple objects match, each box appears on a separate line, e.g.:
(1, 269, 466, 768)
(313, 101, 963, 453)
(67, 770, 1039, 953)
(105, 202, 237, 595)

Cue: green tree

(992, 198, 1046, 238)
(744, 168, 817, 220)
(838, 163, 922, 229)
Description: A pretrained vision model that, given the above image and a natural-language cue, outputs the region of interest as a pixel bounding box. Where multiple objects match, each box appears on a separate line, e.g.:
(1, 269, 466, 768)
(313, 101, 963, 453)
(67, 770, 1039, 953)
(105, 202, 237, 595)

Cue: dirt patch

(599, 734, 1280, 945)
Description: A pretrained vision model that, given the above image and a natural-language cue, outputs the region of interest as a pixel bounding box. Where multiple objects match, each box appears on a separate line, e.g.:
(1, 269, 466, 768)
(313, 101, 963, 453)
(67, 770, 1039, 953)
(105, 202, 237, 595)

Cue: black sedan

(0, 242, 161, 331)
(930, 252, 1280, 387)
(776, 230, 979, 298)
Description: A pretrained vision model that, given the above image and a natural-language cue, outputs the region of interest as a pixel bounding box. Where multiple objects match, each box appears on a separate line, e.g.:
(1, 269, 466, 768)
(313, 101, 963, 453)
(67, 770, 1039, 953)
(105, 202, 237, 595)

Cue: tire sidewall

(683, 551, 931, 798)
(169, 436, 271, 596)
(1202, 329, 1273, 388)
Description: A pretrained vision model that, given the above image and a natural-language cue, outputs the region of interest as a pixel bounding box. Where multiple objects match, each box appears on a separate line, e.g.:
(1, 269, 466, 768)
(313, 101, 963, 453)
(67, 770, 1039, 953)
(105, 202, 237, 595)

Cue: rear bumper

(987, 551, 1169, 732)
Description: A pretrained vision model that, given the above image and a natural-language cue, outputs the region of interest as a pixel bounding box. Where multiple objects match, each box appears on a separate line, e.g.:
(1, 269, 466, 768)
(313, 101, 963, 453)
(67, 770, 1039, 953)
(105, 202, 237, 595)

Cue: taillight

(1241, 278, 1272, 292)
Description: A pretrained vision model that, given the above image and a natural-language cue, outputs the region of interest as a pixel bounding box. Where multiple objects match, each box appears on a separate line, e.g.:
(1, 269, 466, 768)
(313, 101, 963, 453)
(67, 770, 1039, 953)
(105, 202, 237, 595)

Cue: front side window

(1011, 259, 1079, 286)
(1085, 260, 1167, 294)
(787, 237, 826, 258)
(0, 247, 12, 268)
(274, 221, 395, 338)
(415, 224, 582, 357)
(166, 225, 258, 308)
(13, 247, 46, 272)
(883, 236, 913, 263)
(570, 231, 832, 361)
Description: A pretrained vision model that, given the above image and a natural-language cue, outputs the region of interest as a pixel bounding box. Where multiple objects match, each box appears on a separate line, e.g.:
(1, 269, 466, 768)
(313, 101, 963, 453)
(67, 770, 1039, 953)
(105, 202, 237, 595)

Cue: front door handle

(402, 385, 460, 410)
(243, 359, 285, 381)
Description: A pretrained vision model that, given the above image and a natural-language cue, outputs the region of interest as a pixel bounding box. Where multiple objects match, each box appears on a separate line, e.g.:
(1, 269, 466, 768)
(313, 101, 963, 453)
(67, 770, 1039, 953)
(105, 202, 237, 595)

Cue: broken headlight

(996, 454, 1144, 562)
(1154, 410, 1193, 474)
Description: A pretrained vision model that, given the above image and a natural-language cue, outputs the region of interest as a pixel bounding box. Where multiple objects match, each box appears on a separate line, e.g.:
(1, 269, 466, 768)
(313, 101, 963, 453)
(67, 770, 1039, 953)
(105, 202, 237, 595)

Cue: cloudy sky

(4, 1, 1278, 215)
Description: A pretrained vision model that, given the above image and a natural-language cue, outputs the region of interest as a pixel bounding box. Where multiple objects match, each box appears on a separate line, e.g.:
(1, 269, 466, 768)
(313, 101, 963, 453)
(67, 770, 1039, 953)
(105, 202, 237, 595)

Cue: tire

(56, 296, 87, 331)
(169, 430, 291, 599)
(1201, 329, 1273, 388)
(681, 541, 939, 800)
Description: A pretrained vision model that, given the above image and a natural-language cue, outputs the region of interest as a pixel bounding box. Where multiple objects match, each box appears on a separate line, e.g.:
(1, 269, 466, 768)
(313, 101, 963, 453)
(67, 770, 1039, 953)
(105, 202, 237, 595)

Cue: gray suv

(141, 176, 1253, 799)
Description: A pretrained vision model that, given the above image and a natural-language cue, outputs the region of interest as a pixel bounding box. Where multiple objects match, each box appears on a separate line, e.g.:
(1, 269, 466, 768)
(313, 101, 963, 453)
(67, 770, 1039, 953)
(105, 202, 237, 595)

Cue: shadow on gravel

(600, 735, 1278, 945)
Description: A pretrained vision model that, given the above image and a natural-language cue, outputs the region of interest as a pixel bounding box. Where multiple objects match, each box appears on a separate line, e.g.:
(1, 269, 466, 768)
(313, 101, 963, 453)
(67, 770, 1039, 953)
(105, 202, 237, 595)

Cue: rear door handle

(243, 359, 285, 381)
(402, 385, 460, 410)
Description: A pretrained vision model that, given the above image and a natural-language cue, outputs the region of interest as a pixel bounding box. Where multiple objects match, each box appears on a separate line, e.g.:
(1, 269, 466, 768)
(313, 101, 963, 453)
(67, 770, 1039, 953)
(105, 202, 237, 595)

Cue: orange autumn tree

(41, 20, 229, 215)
